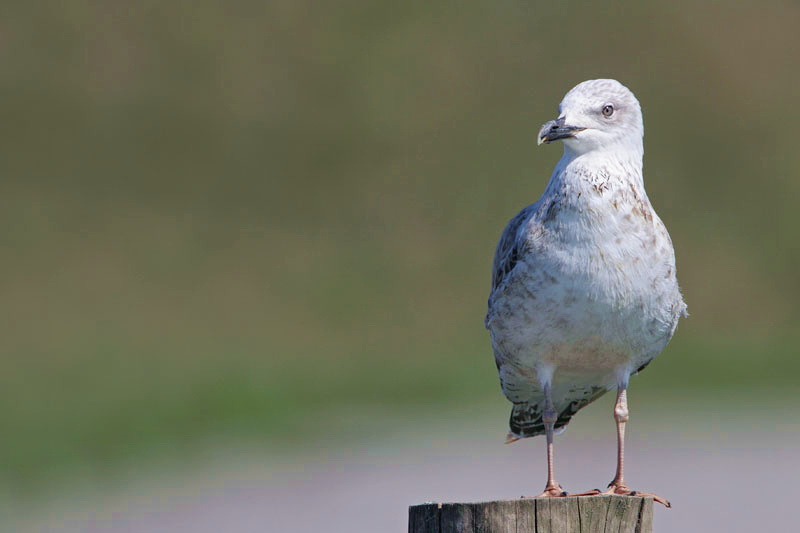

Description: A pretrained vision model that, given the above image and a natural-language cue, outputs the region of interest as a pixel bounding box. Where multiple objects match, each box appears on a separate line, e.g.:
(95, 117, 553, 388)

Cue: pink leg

(574, 386, 671, 508)
(535, 383, 567, 498)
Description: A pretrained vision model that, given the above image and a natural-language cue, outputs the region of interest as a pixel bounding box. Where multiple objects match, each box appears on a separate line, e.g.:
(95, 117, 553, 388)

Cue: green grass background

(1, 1, 798, 494)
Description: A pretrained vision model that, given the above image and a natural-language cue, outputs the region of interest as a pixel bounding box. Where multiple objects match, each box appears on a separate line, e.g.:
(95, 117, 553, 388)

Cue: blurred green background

(1, 0, 798, 499)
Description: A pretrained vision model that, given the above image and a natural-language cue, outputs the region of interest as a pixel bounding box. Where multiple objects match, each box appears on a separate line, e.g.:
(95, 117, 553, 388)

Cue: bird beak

(537, 117, 586, 145)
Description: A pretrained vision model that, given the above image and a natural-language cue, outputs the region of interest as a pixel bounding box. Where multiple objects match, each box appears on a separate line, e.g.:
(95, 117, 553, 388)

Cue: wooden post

(409, 495, 653, 533)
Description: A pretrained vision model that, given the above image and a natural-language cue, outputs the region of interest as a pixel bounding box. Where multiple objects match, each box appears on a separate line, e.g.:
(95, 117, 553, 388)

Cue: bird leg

(535, 383, 567, 498)
(610, 386, 629, 489)
(574, 386, 671, 507)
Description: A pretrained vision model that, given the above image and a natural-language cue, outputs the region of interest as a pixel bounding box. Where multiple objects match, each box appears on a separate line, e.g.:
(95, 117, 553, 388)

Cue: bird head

(538, 79, 643, 156)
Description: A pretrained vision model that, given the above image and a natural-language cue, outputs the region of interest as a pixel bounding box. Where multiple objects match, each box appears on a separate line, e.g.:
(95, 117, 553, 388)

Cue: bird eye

(602, 104, 614, 117)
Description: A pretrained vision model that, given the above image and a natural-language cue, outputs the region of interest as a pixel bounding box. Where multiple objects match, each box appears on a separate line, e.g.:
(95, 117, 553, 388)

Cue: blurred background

(1, 1, 798, 531)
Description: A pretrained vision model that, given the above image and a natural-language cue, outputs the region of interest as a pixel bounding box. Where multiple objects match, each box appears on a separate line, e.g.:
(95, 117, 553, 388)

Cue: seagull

(485, 79, 686, 507)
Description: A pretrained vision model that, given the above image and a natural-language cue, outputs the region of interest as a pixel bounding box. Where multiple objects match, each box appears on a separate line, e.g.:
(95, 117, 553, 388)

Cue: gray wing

(485, 205, 535, 328)
(486, 204, 610, 440)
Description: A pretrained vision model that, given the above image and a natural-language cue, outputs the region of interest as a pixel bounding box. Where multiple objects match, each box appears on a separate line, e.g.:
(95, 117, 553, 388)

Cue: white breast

(488, 159, 685, 390)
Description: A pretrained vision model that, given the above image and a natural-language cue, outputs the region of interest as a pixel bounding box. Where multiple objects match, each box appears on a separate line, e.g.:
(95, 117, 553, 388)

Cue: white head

(538, 79, 643, 157)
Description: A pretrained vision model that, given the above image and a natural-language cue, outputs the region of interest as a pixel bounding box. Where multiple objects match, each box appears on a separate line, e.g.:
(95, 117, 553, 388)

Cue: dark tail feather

(508, 386, 608, 439)
(508, 403, 568, 438)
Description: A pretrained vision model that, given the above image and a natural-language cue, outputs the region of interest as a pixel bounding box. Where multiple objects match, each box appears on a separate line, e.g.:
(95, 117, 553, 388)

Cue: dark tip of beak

(538, 118, 585, 145)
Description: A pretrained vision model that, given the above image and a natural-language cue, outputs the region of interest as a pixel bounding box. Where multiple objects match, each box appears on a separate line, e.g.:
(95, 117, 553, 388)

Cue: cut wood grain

(409, 495, 653, 533)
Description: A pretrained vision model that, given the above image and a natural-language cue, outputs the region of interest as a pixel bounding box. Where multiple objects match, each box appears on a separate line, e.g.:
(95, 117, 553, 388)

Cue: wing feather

(490, 207, 532, 291)
(485, 205, 535, 328)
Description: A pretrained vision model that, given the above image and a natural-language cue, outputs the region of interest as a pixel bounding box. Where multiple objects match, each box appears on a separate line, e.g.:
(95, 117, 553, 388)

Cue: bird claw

(572, 484, 670, 508)
(533, 484, 569, 498)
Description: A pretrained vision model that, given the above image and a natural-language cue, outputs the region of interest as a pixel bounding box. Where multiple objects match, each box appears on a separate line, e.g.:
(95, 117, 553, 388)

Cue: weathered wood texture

(409, 495, 653, 533)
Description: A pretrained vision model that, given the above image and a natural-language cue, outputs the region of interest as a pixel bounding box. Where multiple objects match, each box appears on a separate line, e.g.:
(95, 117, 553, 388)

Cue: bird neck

(551, 144, 645, 193)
